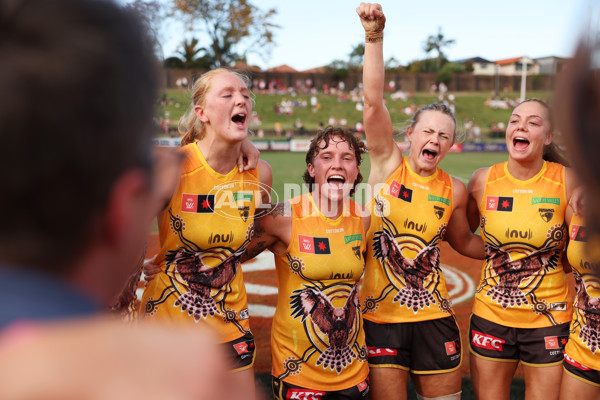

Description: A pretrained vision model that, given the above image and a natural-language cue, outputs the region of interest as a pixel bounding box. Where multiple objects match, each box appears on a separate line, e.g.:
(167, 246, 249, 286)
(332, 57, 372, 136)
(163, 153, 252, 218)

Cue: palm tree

(176, 38, 206, 69)
(423, 27, 455, 72)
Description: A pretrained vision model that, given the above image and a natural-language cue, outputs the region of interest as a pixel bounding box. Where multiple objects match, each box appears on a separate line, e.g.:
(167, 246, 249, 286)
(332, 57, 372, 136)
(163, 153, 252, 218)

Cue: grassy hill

(156, 89, 551, 139)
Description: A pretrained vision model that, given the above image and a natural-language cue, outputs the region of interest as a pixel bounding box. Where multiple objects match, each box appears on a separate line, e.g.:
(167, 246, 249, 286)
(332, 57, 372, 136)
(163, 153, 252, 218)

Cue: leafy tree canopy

(172, 0, 279, 68)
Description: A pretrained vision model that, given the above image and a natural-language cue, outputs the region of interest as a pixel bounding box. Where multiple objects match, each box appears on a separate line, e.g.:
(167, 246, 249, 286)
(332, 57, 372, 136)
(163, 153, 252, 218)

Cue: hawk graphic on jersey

(163, 209, 254, 322)
(166, 246, 243, 321)
(484, 244, 560, 309)
(574, 274, 600, 353)
(290, 286, 359, 373)
(372, 228, 440, 312)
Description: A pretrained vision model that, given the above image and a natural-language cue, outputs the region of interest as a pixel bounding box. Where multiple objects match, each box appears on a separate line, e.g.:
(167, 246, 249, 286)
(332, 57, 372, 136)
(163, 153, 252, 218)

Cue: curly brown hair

(302, 126, 367, 196)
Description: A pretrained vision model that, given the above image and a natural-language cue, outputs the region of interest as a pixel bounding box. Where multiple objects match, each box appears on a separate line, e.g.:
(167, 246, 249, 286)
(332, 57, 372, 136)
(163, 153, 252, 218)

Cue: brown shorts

(224, 332, 255, 371)
(469, 314, 568, 365)
(364, 316, 462, 374)
(563, 352, 600, 387)
(271, 376, 370, 399)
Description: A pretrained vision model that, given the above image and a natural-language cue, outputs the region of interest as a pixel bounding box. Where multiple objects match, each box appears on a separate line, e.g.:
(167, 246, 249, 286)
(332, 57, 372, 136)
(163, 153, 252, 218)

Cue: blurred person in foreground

(556, 35, 600, 400)
(0, 0, 228, 398)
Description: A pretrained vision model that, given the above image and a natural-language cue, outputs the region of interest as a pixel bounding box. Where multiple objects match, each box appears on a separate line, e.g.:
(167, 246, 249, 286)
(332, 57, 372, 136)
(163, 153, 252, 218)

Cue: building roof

(534, 56, 569, 61)
(266, 64, 298, 73)
(454, 56, 492, 64)
(301, 65, 328, 74)
(231, 61, 262, 72)
(494, 56, 525, 66)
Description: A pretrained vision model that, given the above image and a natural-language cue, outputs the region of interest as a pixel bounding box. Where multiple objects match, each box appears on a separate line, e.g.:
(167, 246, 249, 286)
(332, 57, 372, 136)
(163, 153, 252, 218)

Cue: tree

(436, 62, 464, 85)
(124, 0, 167, 59)
(347, 43, 365, 70)
(176, 38, 214, 69)
(172, 0, 279, 67)
(423, 27, 455, 72)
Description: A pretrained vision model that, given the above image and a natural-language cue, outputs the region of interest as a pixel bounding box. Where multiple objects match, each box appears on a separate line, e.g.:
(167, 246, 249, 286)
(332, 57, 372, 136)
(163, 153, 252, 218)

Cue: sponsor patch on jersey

(389, 180, 413, 202)
(298, 235, 331, 254)
(367, 346, 397, 357)
(238, 206, 250, 222)
(344, 234, 363, 244)
(286, 389, 325, 399)
(471, 330, 505, 351)
(570, 224, 587, 242)
(485, 196, 513, 212)
(181, 193, 215, 213)
(544, 336, 559, 350)
(532, 197, 560, 205)
(232, 192, 253, 202)
(428, 194, 450, 206)
(445, 341, 458, 355)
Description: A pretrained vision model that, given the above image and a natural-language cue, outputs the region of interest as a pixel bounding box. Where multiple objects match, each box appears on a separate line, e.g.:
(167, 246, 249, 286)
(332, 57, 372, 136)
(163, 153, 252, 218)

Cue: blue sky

(129, 0, 598, 71)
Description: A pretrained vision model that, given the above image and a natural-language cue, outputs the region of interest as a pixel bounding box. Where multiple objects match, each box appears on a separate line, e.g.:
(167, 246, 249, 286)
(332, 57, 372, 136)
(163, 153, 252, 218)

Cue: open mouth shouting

(327, 174, 346, 190)
(231, 112, 247, 129)
(422, 148, 438, 162)
(512, 136, 530, 152)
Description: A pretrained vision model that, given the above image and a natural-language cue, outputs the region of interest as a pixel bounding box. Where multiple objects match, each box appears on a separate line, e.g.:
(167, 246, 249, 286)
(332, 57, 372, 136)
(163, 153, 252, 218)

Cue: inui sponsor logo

(544, 336, 559, 350)
(445, 341, 457, 355)
(367, 346, 397, 357)
(471, 330, 505, 351)
(285, 389, 325, 399)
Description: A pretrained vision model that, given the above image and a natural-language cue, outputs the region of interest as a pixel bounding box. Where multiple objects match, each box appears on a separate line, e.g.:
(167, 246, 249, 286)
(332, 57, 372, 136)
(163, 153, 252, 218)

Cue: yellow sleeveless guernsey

(141, 142, 258, 343)
(565, 214, 600, 370)
(361, 157, 455, 323)
(271, 194, 368, 391)
(474, 161, 571, 328)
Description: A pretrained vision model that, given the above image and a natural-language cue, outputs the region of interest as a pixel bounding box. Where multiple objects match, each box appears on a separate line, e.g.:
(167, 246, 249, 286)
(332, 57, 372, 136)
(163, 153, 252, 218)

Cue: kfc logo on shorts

(471, 330, 505, 351)
(564, 353, 592, 371)
(445, 341, 458, 355)
(286, 389, 325, 399)
(545, 336, 559, 350)
(367, 346, 397, 357)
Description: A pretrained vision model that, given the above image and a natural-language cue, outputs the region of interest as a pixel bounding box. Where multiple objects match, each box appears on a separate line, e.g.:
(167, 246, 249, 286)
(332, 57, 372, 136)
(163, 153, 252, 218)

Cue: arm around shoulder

(445, 177, 485, 259)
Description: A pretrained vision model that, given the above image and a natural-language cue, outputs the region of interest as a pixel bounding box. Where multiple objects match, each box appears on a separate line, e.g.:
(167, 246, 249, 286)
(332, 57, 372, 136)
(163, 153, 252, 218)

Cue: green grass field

(262, 151, 508, 202)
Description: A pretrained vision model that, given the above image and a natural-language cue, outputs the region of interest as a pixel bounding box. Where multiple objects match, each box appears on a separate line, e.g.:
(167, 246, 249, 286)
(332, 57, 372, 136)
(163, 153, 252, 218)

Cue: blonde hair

(179, 68, 251, 146)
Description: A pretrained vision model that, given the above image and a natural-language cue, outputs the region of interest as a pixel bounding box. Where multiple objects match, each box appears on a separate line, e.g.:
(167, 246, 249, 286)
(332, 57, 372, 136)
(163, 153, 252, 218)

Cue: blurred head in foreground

(557, 36, 600, 258)
(0, 0, 158, 304)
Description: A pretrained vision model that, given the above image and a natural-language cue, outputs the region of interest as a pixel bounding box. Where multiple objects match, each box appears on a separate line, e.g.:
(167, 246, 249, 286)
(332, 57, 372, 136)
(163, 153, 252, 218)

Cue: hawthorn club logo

(485, 196, 513, 212)
(434, 205, 445, 220)
(238, 206, 250, 222)
(539, 208, 555, 223)
(389, 180, 413, 203)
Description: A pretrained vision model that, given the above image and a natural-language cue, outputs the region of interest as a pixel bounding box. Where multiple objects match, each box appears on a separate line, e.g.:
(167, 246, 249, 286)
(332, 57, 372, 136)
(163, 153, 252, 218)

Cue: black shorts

(563, 353, 600, 387)
(364, 316, 462, 374)
(469, 314, 568, 366)
(271, 376, 370, 400)
(224, 332, 255, 371)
